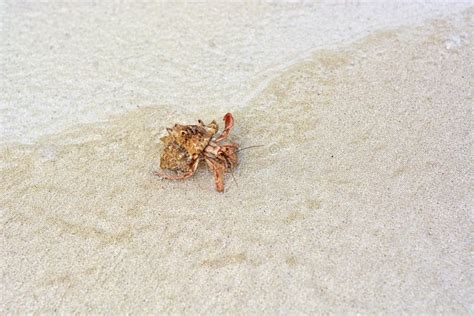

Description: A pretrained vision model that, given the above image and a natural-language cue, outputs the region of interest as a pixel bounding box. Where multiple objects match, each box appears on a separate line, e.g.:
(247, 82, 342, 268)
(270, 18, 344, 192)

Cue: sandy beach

(1, 2, 473, 314)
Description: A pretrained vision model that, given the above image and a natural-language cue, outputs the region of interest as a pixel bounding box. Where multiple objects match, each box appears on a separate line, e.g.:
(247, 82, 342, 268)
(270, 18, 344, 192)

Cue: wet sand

(1, 4, 473, 314)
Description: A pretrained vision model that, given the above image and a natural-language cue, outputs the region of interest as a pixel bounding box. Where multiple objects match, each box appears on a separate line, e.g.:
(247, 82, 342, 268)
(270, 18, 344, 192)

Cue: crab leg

(154, 159, 200, 180)
(205, 157, 226, 192)
(215, 113, 234, 143)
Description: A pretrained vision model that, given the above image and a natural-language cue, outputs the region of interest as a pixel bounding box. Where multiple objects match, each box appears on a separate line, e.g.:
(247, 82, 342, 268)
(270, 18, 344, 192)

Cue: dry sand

(1, 3, 473, 315)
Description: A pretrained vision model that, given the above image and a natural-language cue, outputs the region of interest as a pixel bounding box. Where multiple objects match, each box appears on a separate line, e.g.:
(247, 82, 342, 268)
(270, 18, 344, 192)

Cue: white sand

(1, 3, 473, 314)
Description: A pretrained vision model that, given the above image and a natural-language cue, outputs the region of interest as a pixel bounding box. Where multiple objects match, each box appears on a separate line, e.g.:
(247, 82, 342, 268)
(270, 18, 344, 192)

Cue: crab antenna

(236, 145, 264, 153)
(230, 168, 238, 187)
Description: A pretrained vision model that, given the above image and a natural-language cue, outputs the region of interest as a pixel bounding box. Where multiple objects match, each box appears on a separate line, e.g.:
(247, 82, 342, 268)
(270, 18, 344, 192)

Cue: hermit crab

(154, 113, 239, 192)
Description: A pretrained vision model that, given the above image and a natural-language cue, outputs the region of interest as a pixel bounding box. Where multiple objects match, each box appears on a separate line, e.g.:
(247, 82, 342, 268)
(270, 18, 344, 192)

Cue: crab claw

(216, 113, 234, 142)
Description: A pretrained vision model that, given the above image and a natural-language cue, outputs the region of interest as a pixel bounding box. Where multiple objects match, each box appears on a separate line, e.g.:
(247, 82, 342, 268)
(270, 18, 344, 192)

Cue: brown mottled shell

(160, 121, 218, 172)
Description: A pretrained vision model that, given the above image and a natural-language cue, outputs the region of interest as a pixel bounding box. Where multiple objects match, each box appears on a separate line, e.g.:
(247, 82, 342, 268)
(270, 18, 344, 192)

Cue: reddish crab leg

(205, 157, 225, 192)
(215, 113, 234, 143)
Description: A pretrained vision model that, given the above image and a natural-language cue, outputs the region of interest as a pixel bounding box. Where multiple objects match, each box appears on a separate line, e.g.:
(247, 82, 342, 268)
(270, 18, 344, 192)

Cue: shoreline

(1, 2, 472, 145)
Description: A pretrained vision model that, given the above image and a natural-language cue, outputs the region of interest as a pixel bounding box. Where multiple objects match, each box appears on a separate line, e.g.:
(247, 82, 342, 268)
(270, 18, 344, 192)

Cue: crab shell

(159, 121, 218, 172)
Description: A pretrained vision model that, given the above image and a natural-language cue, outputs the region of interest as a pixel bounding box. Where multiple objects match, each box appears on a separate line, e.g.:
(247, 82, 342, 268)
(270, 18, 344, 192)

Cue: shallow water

(0, 2, 472, 144)
(2, 8, 473, 313)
